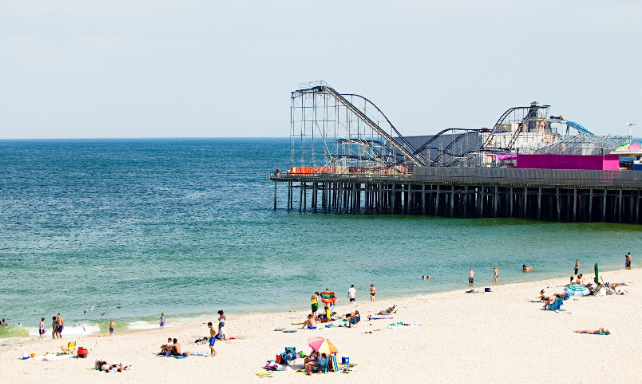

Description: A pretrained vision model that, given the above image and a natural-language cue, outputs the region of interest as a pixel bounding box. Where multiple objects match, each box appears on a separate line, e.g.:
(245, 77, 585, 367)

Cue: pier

(271, 81, 642, 224)
(270, 168, 642, 223)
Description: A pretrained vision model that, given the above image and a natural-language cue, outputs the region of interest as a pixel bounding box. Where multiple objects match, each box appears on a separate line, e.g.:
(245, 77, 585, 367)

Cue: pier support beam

(422, 185, 426, 215)
(589, 188, 593, 222)
(573, 188, 577, 221)
(523, 187, 527, 218)
(602, 188, 607, 222)
(537, 187, 542, 220)
(509, 187, 513, 217)
(274, 181, 277, 210)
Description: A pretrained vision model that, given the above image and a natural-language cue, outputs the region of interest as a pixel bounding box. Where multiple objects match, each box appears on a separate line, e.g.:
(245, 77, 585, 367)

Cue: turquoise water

(1, 138, 641, 342)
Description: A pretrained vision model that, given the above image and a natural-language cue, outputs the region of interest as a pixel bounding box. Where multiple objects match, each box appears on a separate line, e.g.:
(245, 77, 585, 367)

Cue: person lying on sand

(523, 265, 534, 272)
(573, 328, 610, 335)
(376, 305, 397, 315)
(95, 360, 131, 372)
(302, 314, 317, 330)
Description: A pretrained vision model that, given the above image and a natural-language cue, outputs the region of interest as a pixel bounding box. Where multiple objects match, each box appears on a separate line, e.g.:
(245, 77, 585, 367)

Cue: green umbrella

(594, 263, 599, 285)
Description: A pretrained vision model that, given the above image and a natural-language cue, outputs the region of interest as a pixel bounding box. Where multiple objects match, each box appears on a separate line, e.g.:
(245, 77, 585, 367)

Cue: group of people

(38, 313, 64, 340)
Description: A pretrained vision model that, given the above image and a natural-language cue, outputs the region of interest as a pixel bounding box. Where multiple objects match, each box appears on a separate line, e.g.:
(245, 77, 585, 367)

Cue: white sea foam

(127, 321, 160, 330)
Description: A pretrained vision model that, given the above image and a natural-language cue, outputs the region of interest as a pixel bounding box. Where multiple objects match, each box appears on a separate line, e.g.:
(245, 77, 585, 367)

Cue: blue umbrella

(565, 285, 589, 296)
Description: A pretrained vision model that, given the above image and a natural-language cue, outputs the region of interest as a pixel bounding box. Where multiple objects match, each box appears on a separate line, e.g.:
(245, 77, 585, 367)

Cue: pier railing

(270, 167, 642, 188)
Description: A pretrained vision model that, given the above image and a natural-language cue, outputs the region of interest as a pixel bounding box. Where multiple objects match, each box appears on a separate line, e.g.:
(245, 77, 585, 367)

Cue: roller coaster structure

(289, 82, 623, 174)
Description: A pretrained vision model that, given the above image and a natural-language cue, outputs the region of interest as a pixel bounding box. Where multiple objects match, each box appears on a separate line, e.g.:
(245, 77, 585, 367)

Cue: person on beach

(348, 285, 356, 303)
(57, 313, 64, 337)
(626, 253, 631, 270)
(573, 328, 610, 335)
(574, 260, 579, 275)
(218, 310, 226, 322)
(311, 292, 319, 317)
(216, 321, 227, 340)
(159, 313, 165, 328)
(523, 265, 533, 272)
(576, 274, 585, 285)
(493, 267, 499, 284)
(207, 322, 217, 356)
(369, 284, 376, 302)
(159, 338, 173, 354)
(109, 320, 115, 336)
(469, 268, 475, 286)
(39, 318, 46, 340)
(302, 314, 317, 330)
(0, 318, 7, 326)
(52, 316, 59, 339)
(565, 277, 575, 287)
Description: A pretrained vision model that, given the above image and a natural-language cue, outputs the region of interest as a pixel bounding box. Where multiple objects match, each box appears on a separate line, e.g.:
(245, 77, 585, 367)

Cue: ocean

(1, 138, 640, 343)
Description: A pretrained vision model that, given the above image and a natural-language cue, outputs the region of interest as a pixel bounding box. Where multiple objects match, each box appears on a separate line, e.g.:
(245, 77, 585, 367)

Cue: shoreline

(2, 262, 635, 349)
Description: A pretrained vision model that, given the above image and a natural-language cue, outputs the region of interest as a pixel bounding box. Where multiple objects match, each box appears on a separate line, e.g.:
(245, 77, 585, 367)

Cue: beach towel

(188, 352, 209, 356)
(319, 292, 337, 304)
(370, 315, 393, 320)
(547, 298, 563, 311)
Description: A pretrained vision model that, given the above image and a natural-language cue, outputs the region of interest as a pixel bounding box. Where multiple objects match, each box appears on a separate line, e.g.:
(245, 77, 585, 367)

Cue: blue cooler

(342, 355, 349, 364)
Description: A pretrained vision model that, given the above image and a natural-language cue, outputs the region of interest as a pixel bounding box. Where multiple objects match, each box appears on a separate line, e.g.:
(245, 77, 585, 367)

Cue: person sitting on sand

(305, 352, 327, 373)
(523, 265, 533, 272)
(564, 277, 575, 287)
(539, 290, 550, 302)
(303, 351, 318, 366)
(216, 321, 227, 340)
(573, 328, 610, 335)
(159, 338, 173, 355)
(576, 274, 585, 285)
(166, 338, 182, 356)
(302, 314, 317, 330)
(347, 311, 360, 327)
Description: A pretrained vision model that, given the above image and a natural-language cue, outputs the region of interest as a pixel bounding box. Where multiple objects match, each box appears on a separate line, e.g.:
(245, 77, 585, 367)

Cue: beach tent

(565, 285, 590, 296)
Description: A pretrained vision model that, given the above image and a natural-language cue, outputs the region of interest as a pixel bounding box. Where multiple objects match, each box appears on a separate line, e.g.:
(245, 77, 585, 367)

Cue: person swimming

(523, 265, 534, 272)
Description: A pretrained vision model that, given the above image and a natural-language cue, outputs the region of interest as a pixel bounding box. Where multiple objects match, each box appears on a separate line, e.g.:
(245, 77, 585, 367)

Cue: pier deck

(270, 167, 642, 224)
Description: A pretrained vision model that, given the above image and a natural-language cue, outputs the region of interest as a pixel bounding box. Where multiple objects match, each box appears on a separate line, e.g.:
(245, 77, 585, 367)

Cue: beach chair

(60, 341, 76, 355)
(546, 298, 563, 311)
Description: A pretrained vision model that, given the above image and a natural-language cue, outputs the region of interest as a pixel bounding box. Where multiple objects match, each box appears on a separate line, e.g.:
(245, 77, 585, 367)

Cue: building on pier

(271, 81, 641, 223)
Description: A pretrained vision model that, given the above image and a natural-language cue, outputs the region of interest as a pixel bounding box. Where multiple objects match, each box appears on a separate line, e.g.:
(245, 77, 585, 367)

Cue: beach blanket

(388, 323, 422, 329)
(34, 354, 76, 362)
(370, 315, 393, 320)
(188, 351, 209, 356)
(319, 292, 337, 304)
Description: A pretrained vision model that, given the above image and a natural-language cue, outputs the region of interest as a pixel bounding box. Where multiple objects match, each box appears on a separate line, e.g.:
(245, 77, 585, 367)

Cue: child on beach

(109, 320, 115, 336)
(160, 313, 165, 328)
(207, 322, 217, 356)
(39, 318, 46, 340)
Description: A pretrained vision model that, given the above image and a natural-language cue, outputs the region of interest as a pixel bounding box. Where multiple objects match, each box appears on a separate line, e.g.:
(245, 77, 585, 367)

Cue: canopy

(307, 337, 339, 354)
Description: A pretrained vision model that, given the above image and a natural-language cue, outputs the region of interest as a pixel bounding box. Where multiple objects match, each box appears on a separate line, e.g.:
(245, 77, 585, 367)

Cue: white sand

(2, 268, 640, 383)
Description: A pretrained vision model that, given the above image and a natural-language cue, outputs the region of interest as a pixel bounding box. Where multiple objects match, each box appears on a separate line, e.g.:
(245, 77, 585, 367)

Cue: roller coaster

(289, 81, 620, 173)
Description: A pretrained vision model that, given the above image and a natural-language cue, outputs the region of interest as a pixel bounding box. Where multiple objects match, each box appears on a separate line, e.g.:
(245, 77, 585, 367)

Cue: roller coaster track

(317, 87, 426, 166)
(412, 128, 481, 156)
(430, 130, 482, 165)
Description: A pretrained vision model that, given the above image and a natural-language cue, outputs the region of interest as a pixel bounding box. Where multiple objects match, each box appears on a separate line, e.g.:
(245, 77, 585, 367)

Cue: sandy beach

(2, 268, 640, 383)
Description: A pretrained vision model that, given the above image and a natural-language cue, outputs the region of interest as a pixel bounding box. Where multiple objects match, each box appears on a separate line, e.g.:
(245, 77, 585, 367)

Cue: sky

(1, 0, 641, 139)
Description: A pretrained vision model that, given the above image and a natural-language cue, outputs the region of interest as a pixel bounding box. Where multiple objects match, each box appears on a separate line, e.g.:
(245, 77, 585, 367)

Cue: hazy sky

(1, 0, 640, 139)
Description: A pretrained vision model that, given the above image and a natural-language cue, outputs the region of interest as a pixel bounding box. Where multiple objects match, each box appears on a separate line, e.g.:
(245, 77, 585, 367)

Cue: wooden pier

(270, 167, 642, 224)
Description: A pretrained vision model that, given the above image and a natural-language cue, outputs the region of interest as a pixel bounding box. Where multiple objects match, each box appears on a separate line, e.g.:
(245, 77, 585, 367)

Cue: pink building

(516, 154, 619, 170)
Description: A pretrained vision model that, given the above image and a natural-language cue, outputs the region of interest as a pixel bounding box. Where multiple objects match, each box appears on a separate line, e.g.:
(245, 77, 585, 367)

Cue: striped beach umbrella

(565, 284, 590, 296)
(307, 337, 339, 354)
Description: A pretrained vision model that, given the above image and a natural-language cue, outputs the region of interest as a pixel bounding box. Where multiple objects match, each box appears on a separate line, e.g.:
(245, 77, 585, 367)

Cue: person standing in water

(626, 253, 631, 270)
(369, 284, 376, 302)
(493, 267, 499, 284)
(109, 320, 115, 336)
(39, 318, 46, 341)
(347, 285, 356, 303)
(469, 268, 475, 286)
(57, 313, 64, 338)
(159, 313, 165, 329)
(52, 316, 59, 339)
(574, 260, 579, 275)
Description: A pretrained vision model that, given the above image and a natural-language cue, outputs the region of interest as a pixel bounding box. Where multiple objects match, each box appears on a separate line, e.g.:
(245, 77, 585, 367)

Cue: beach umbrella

(594, 263, 599, 285)
(565, 285, 590, 296)
(307, 337, 339, 354)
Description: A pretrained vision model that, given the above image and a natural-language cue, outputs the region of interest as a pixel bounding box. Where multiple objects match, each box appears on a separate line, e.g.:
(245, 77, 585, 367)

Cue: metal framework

(289, 82, 625, 173)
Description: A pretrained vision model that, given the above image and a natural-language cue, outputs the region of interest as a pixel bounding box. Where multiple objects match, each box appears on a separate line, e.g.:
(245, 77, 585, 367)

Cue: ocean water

(1, 138, 641, 343)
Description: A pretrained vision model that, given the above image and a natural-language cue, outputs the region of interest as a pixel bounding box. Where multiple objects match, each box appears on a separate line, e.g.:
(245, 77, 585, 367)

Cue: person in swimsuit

(109, 320, 115, 336)
(39, 317, 46, 341)
(347, 285, 356, 303)
(159, 313, 165, 328)
(207, 322, 217, 356)
(626, 253, 631, 270)
(574, 260, 579, 275)
(57, 313, 64, 338)
(369, 284, 376, 302)
(217, 310, 226, 322)
(573, 328, 610, 335)
(0, 319, 7, 326)
(468, 268, 474, 286)
(52, 316, 59, 339)
(302, 314, 317, 329)
(311, 292, 319, 317)
(523, 265, 533, 272)
(493, 267, 499, 284)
